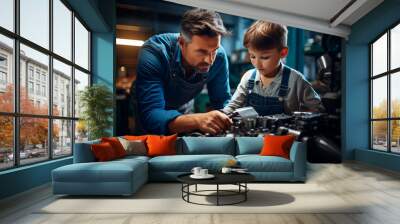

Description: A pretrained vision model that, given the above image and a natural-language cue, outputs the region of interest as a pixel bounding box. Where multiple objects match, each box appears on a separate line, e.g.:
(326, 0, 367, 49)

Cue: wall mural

(115, 0, 343, 163)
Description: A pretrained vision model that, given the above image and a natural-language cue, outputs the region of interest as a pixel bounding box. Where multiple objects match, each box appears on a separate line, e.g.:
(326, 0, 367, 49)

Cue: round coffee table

(177, 172, 255, 206)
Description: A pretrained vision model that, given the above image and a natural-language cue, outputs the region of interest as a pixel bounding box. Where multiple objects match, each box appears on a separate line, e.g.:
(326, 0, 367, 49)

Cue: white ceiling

(229, 0, 353, 22)
(164, 0, 384, 38)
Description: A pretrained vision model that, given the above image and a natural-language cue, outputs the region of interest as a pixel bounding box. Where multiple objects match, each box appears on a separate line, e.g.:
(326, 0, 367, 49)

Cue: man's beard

(194, 63, 211, 73)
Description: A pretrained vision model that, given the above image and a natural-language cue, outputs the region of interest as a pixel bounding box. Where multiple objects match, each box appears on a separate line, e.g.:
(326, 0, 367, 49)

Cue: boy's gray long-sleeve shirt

(223, 64, 323, 115)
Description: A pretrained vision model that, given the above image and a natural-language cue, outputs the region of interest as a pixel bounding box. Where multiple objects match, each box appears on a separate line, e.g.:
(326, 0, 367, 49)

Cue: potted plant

(79, 84, 113, 140)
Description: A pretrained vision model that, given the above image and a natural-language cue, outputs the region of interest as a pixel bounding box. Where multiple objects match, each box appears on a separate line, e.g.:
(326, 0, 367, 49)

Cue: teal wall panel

(0, 158, 72, 199)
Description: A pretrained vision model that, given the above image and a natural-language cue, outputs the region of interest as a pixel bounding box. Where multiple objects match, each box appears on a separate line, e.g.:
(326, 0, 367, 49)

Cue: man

(132, 8, 232, 135)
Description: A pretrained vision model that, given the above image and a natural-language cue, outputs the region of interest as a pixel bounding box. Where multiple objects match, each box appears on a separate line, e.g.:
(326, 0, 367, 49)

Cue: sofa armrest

(73, 140, 100, 163)
(289, 141, 307, 181)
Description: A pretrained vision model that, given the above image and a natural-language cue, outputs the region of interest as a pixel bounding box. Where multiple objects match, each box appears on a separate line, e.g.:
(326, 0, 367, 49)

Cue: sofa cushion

(101, 137, 127, 158)
(146, 134, 178, 157)
(124, 135, 148, 141)
(91, 142, 118, 161)
(52, 158, 147, 183)
(178, 137, 235, 155)
(235, 137, 263, 155)
(148, 154, 235, 172)
(118, 137, 147, 156)
(260, 135, 295, 159)
(236, 155, 293, 172)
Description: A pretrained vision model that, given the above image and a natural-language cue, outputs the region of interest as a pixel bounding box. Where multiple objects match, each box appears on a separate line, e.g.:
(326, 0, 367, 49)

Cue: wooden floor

(1, 162, 400, 224)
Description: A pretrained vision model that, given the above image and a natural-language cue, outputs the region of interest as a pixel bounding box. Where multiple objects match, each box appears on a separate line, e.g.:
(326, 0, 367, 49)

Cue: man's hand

(168, 110, 232, 135)
(194, 110, 232, 135)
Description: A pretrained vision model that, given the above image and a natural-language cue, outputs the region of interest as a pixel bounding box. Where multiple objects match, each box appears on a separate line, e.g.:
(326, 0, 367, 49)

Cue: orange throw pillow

(260, 135, 295, 159)
(124, 135, 148, 141)
(91, 142, 118, 162)
(101, 137, 126, 158)
(146, 134, 177, 157)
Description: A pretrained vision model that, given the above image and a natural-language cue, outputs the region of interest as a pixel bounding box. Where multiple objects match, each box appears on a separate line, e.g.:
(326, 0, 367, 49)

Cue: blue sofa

(52, 137, 306, 196)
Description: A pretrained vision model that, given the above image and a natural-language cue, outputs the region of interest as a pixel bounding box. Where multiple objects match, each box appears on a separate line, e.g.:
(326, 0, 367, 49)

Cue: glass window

(19, 117, 49, 165)
(36, 83, 40, 95)
(53, 119, 72, 158)
(28, 67, 34, 79)
(75, 120, 88, 143)
(371, 24, 400, 154)
(0, 54, 7, 67)
(0, 0, 92, 170)
(35, 70, 40, 80)
(391, 120, 400, 153)
(0, 0, 14, 32)
(41, 85, 46, 96)
(28, 81, 34, 93)
(372, 76, 387, 119)
(391, 24, 400, 70)
(74, 17, 89, 70)
(74, 69, 89, 118)
(53, 59, 72, 116)
(20, 0, 49, 49)
(372, 34, 387, 76)
(0, 71, 7, 84)
(372, 121, 388, 152)
(391, 72, 400, 118)
(20, 44, 49, 115)
(0, 116, 13, 170)
(0, 34, 14, 113)
(53, 0, 72, 60)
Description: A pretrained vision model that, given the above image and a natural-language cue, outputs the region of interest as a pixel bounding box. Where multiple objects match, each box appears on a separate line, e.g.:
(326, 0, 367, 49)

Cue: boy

(223, 21, 323, 116)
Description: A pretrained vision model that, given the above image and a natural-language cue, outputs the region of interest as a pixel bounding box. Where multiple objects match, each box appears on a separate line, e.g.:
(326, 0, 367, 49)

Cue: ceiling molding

(164, 0, 351, 38)
(330, 0, 368, 27)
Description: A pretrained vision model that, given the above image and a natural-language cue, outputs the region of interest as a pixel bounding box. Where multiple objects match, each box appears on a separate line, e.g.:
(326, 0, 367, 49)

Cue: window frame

(0, 0, 92, 171)
(370, 19, 400, 154)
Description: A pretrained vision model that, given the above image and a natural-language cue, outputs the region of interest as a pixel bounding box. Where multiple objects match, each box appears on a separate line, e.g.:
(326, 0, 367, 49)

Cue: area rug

(37, 183, 362, 214)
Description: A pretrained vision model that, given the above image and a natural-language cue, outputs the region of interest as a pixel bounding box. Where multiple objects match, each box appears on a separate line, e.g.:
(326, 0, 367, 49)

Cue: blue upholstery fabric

(178, 137, 235, 155)
(290, 141, 307, 181)
(235, 137, 263, 155)
(73, 140, 100, 163)
(52, 158, 148, 195)
(149, 154, 235, 172)
(236, 155, 293, 172)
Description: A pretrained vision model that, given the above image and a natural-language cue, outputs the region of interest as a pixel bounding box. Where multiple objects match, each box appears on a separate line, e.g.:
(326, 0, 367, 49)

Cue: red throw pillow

(101, 137, 126, 158)
(260, 135, 295, 159)
(91, 142, 118, 161)
(146, 134, 177, 157)
(124, 135, 148, 141)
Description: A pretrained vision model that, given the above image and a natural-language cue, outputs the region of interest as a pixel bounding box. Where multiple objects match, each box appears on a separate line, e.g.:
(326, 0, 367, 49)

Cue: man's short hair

(243, 20, 288, 50)
(180, 8, 229, 41)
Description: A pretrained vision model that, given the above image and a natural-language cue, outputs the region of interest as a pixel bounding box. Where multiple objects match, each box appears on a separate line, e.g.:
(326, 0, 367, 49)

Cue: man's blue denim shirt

(135, 33, 231, 134)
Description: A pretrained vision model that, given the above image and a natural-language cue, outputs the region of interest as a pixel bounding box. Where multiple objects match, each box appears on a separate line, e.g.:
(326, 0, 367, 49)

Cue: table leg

(217, 184, 219, 206)
(245, 183, 247, 201)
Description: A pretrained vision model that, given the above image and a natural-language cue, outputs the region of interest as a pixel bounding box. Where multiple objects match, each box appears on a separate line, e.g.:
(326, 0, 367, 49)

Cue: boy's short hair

(180, 8, 229, 41)
(243, 20, 287, 50)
